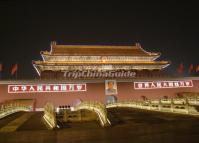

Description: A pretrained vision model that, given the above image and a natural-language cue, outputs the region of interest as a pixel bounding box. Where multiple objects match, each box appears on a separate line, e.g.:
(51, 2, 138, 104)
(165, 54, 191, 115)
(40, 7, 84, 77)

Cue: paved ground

(0, 108, 199, 143)
(0, 112, 24, 129)
(17, 112, 47, 131)
(0, 112, 34, 132)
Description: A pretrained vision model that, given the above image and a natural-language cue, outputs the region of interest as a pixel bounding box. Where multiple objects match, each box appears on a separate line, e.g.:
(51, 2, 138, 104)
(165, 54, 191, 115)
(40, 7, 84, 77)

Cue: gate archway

(106, 95, 117, 104)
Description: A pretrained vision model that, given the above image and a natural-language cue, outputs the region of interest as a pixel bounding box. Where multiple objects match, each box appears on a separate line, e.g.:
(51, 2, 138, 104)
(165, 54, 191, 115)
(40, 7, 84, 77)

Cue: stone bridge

(74, 101, 111, 127)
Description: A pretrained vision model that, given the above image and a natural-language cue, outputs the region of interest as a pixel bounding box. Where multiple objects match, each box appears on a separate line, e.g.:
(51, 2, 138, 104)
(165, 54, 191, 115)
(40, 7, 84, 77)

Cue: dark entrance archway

(106, 95, 117, 104)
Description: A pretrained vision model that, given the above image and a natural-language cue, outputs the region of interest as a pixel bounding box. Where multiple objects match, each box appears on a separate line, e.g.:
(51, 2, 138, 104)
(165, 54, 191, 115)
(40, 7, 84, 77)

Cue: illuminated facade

(0, 42, 199, 110)
(32, 41, 170, 79)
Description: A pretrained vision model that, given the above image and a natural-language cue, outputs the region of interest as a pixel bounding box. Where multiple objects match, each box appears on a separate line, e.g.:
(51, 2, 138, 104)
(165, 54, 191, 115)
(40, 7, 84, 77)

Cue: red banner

(11, 64, 18, 75)
(8, 84, 86, 93)
(0, 63, 2, 72)
(134, 80, 193, 90)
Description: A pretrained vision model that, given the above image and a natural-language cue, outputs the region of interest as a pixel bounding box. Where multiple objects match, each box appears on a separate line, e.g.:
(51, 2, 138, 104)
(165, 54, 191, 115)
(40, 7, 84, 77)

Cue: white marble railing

(0, 99, 34, 119)
(43, 102, 57, 129)
(106, 98, 199, 116)
(0, 106, 31, 119)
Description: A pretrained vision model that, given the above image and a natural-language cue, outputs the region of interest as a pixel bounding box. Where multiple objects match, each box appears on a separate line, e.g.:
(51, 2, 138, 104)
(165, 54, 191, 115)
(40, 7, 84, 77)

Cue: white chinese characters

(8, 84, 86, 93)
(134, 80, 193, 90)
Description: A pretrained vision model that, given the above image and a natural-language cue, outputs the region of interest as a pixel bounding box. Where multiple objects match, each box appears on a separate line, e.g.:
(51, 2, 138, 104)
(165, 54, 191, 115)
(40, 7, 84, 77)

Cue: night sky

(0, 1, 199, 79)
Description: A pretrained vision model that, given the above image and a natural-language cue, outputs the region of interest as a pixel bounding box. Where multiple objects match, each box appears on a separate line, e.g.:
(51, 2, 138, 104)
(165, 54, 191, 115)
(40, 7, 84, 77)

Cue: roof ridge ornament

(51, 41, 57, 46)
(50, 41, 57, 53)
(135, 42, 141, 48)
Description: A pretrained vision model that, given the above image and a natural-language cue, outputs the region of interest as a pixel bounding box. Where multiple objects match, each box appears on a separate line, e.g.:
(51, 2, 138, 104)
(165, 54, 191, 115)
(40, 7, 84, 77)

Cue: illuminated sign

(8, 84, 86, 93)
(134, 80, 193, 90)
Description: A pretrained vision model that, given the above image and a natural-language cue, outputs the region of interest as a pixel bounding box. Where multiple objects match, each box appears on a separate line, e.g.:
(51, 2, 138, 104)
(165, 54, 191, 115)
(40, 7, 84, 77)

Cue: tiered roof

(47, 43, 159, 56)
(32, 41, 170, 76)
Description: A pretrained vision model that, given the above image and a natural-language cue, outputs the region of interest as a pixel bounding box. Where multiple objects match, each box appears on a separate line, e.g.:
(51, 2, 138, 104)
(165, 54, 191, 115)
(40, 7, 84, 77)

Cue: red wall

(0, 83, 105, 108)
(0, 79, 199, 109)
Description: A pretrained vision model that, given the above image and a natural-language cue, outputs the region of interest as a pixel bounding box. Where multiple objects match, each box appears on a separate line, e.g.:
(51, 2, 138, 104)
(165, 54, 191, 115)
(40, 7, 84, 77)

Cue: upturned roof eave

(32, 61, 170, 66)
(40, 51, 160, 57)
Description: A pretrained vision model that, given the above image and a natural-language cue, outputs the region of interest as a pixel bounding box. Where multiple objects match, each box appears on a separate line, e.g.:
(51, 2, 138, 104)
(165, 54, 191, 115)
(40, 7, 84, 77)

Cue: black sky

(0, 1, 199, 79)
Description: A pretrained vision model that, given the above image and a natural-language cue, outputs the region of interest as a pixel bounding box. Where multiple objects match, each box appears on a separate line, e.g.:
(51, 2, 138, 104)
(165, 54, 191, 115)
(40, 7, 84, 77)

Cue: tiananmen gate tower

(0, 41, 198, 111)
